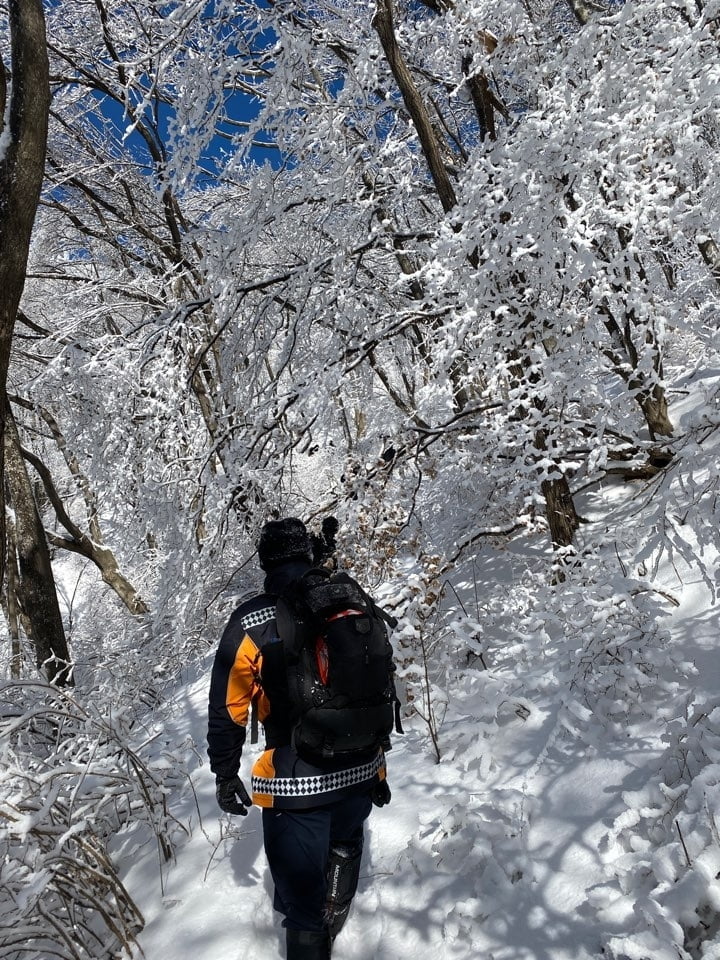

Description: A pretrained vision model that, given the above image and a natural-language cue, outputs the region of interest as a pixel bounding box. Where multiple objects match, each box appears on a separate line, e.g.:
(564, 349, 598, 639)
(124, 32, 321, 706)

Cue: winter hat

(257, 517, 314, 571)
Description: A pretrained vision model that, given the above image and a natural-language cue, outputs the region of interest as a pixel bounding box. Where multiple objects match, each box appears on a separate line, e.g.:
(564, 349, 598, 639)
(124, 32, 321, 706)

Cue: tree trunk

(374, 0, 581, 552)
(535, 427, 581, 549)
(566, 0, 607, 25)
(563, 182, 676, 441)
(541, 476, 581, 549)
(2, 509, 26, 678)
(15, 432, 149, 617)
(698, 236, 720, 288)
(0, 0, 50, 382)
(0, 0, 50, 592)
(45, 532, 149, 617)
(3, 403, 71, 684)
(372, 0, 458, 215)
(372, 0, 479, 411)
(638, 385, 674, 440)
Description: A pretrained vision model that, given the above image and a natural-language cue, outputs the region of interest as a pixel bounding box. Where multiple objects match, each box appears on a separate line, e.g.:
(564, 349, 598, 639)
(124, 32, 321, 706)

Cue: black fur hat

(257, 517, 314, 571)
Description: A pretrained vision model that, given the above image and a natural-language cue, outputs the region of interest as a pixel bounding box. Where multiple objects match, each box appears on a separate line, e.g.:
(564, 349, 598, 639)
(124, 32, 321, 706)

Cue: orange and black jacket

(207, 569, 386, 810)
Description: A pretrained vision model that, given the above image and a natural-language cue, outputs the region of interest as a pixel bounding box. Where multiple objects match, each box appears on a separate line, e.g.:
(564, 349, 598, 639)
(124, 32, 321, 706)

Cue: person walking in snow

(207, 517, 394, 960)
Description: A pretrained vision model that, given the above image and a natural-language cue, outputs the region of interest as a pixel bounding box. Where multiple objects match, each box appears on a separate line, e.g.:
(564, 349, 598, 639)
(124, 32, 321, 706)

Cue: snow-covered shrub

(455, 548, 685, 731)
(593, 697, 720, 960)
(389, 553, 450, 762)
(396, 795, 530, 940)
(0, 679, 189, 959)
(561, 570, 685, 728)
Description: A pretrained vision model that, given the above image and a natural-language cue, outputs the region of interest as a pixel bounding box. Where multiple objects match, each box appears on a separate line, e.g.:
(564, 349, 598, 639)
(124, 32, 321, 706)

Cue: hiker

(207, 517, 396, 960)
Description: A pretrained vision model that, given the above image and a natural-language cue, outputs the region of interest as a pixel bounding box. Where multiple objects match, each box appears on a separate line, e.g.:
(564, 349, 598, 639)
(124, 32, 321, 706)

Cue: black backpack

(275, 569, 402, 762)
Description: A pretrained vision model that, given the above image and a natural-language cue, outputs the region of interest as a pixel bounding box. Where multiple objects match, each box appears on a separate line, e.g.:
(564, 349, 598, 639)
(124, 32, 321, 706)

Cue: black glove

(371, 779, 391, 808)
(216, 775, 252, 815)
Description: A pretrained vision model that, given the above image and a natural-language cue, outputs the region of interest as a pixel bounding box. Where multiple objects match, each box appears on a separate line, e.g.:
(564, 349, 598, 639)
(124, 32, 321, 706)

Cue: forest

(1, 0, 719, 957)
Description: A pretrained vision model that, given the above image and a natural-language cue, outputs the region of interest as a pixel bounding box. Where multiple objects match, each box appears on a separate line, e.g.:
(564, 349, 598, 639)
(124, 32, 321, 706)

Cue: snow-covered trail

(119, 652, 655, 960)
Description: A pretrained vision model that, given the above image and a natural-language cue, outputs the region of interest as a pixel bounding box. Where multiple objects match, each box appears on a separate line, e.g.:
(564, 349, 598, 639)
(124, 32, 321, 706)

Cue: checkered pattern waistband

(252, 752, 384, 799)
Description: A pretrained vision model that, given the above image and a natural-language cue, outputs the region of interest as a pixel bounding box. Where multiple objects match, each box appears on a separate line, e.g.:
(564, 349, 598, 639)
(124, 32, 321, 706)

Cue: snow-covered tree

(1, 0, 719, 954)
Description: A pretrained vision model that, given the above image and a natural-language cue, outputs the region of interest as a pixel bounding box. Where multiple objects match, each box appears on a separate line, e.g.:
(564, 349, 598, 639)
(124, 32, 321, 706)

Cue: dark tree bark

(566, 0, 608, 25)
(638, 387, 674, 441)
(3, 404, 71, 684)
(0, 0, 50, 384)
(698, 236, 720, 288)
(0, 0, 50, 591)
(537, 436, 581, 550)
(542, 478, 582, 548)
(372, 0, 458, 215)
(2, 511, 26, 678)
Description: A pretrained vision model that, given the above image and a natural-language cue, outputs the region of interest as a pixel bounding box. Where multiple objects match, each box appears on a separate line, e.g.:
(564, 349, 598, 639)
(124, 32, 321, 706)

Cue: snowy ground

(115, 377, 720, 960)
(117, 551, 719, 960)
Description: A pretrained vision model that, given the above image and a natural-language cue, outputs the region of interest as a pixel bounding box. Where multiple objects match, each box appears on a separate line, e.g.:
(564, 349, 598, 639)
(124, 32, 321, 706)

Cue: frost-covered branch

(0, 679, 189, 959)
(373, 0, 458, 215)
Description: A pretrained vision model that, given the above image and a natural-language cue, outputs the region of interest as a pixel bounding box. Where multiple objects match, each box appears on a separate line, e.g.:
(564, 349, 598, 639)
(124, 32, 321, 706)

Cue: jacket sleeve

(207, 609, 261, 780)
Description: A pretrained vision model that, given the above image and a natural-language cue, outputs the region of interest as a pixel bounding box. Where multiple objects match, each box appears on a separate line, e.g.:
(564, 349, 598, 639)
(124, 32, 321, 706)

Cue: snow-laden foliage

(592, 697, 720, 960)
(19, 0, 719, 571)
(0, 680, 190, 959)
(1, 0, 720, 955)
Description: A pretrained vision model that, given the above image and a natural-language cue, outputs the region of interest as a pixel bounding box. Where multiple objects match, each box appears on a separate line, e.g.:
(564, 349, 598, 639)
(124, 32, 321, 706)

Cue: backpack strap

(250, 700, 259, 744)
(249, 645, 264, 745)
(370, 599, 398, 630)
(394, 698, 404, 735)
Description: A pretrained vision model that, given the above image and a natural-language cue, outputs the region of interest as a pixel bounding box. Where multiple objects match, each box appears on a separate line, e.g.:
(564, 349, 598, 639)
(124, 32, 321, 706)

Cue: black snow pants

(262, 789, 372, 933)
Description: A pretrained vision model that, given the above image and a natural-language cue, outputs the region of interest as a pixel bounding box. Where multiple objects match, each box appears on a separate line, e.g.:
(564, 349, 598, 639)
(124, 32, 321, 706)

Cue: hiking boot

(285, 927, 332, 960)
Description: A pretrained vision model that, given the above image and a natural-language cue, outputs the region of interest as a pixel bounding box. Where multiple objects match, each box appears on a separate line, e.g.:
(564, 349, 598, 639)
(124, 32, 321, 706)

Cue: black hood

(263, 558, 312, 597)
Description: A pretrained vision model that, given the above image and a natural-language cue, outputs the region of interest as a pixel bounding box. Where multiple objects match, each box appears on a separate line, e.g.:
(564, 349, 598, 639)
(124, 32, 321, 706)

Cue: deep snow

(111, 382, 720, 960)
(118, 558, 719, 960)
